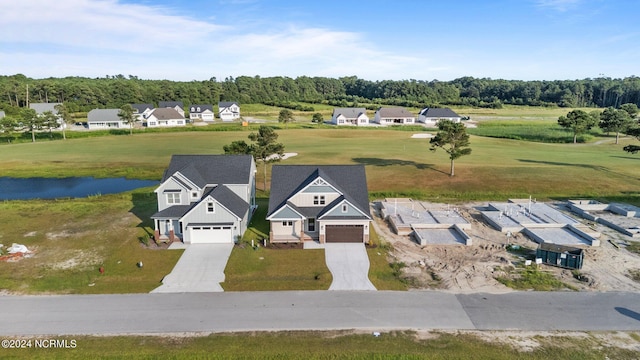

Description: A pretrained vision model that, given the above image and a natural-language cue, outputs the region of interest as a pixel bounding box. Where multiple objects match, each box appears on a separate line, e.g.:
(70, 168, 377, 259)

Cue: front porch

(270, 232, 318, 244)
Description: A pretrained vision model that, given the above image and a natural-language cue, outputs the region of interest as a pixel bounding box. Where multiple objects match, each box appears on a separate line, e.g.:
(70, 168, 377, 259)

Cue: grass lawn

(0, 189, 182, 294)
(2, 331, 638, 359)
(223, 198, 407, 291)
(1, 123, 640, 293)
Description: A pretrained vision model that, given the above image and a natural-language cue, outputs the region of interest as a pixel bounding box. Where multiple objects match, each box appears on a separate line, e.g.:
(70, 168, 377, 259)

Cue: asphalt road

(1, 291, 639, 336)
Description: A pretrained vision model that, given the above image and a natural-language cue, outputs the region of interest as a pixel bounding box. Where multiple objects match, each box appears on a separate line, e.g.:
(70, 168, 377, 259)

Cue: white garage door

(188, 225, 233, 244)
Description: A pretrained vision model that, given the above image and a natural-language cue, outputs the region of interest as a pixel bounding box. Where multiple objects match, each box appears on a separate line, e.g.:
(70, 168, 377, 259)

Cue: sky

(1, 0, 638, 82)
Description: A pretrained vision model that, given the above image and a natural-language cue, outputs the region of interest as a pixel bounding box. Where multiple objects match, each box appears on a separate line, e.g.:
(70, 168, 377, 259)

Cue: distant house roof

(149, 108, 184, 120)
(162, 154, 254, 187)
(0, 111, 5, 119)
(267, 165, 370, 219)
(419, 107, 461, 118)
(131, 104, 154, 113)
(159, 101, 184, 109)
(218, 101, 239, 108)
(188, 104, 214, 113)
(376, 107, 414, 118)
(87, 109, 121, 123)
(29, 103, 61, 115)
(332, 107, 367, 119)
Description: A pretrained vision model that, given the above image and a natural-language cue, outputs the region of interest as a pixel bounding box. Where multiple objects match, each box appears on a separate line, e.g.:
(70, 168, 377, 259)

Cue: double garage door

(325, 225, 364, 243)
(188, 225, 233, 244)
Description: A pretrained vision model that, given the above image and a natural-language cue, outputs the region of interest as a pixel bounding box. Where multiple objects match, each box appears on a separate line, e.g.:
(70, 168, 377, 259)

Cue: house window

(167, 193, 181, 204)
(342, 204, 348, 213)
(308, 218, 315, 232)
(282, 221, 293, 227)
(338, 119, 344, 124)
(191, 191, 198, 198)
(207, 202, 215, 213)
(177, 120, 183, 125)
(313, 195, 325, 205)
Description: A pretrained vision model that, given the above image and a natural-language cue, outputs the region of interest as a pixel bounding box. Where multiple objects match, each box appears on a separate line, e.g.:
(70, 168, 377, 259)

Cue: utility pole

(26, 84, 29, 108)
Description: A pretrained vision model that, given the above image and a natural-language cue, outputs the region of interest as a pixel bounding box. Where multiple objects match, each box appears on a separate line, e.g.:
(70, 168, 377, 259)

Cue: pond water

(0, 177, 159, 200)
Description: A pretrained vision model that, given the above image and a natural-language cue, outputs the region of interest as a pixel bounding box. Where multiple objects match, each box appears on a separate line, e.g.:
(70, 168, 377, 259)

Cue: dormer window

(196, 107, 201, 112)
(206, 202, 215, 213)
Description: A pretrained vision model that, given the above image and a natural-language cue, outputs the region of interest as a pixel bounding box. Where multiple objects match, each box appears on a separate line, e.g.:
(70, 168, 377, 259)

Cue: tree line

(2, 74, 640, 116)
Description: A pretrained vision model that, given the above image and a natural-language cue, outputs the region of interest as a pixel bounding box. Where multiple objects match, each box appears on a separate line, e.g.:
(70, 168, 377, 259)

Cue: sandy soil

(371, 201, 640, 293)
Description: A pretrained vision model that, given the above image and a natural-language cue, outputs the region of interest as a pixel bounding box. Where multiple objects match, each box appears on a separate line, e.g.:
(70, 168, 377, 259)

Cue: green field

(1, 127, 638, 202)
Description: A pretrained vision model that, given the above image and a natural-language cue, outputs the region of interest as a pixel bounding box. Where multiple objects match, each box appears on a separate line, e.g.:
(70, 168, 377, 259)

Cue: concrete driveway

(151, 243, 233, 293)
(324, 243, 376, 291)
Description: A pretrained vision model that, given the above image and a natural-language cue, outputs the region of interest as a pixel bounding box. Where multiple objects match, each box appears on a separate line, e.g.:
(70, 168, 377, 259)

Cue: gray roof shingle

(376, 107, 414, 118)
(87, 109, 121, 122)
(159, 101, 184, 109)
(149, 108, 184, 120)
(205, 185, 250, 218)
(131, 104, 154, 113)
(267, 165, 370, 219)
(332, 107, 367, 119)
(162, 155, 254, 188)
(419, 107, 461, 118)
(189, 104, 214, 113)
(29, 103, 61, 115)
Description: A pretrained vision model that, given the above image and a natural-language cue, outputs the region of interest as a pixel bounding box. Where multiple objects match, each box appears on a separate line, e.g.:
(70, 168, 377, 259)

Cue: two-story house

(131, 104, 154, 121)
(266, 165, 372, 244)
(152, 154, 256, 244)
(188, 104, 215, 122)
(218, 101, 240, 121)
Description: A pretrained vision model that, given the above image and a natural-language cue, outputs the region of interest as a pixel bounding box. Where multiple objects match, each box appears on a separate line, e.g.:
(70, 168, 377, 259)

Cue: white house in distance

(218, 101, 240, 121)
(158, 101, 185, 117)
(87, 109, 127, 129)
(151, 154, 256, 244)
(373, 107, 415, 125)
(331, 107, 369, 126)
(131, 103, 154, 121)
(29, 102, 65, 129)
(188, 104, 215, 122)
(145, 108, 186, 127)
(417, 107, 462, 127)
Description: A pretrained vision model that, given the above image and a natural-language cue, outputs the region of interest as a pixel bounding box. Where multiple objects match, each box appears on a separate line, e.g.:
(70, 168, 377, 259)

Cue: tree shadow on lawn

(352, 157, 448, 175)
(517, 159, 639, 181)
(129, 191, 157, 240)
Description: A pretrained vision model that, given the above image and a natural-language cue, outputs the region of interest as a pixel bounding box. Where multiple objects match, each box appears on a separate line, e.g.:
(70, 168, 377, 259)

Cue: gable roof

(87, 109, 121, 122)
(219, 101, 239, 108)
(159, 101, 184, 109)
(376, 107, 414, 118)
(267, 165, 370, 218)
(29, 103, 61, 114)
(188, 104, 214, 113)
(205, 185, 250, 218)
(332, 108, 367, 119)
(149, 108, 184, 120)
(131, 104, 154, 113)
(419, 107, 461, 118)
(162, 154, 254, 188)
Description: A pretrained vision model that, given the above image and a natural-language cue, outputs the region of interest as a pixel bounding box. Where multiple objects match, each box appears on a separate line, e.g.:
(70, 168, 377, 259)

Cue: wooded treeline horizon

(2, 73, 640, 114)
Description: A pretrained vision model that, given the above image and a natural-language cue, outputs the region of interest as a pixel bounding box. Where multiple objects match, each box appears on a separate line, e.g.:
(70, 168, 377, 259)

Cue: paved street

(1, 291, 639, 336)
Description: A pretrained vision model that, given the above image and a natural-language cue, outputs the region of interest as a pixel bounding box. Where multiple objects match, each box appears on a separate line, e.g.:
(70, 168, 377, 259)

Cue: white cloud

(535, 0, 583, 12)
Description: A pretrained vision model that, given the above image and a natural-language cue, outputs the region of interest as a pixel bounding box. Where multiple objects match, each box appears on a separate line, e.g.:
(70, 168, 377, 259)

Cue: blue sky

(1, 0, 638, 81)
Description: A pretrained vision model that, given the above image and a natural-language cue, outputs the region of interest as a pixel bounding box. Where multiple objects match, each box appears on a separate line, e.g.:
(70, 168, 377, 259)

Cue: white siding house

(373, 107, 415, 125)
(417, 108, 462, 127)
(331, 108, 369, 126)
(87, 109, 127, 129)
(145, 108, 186, 127)
(218, 102, 240, 121)
(188, 104, 215, 122)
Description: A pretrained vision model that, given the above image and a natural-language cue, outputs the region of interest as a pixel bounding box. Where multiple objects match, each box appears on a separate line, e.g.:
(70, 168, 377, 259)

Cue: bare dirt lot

(371, 201, 640, 293)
